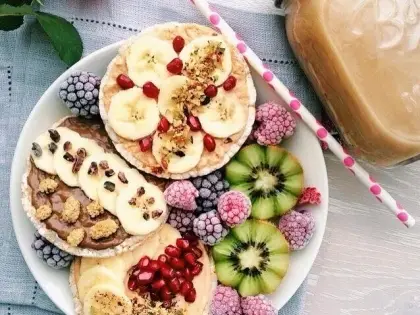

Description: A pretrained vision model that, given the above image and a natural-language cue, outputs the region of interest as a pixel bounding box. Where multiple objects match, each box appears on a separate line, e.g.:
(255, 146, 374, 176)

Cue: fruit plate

(9, 40, 328, 315)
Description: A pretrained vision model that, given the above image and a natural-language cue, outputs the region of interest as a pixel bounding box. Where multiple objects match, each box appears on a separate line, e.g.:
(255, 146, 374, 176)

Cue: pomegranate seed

(160, 286, 173, 301)
(165, 245, 181, 258)
(185, 287, 197, 303)
(176, 238, 190, 250)
(128, 275, 138, 291)
(178, 277, 186, 286)
(187, 115, 202, 131)
(131, 268, 141, 277)
(116, 74, 134, 90)
(157, 116, 170, 133)
(203, 134, 216, 152)
(137, 270, 155, 285)
(161, 264, 175, 279)
(148, 260, 161, 272)
(180, 281, 193, 297)
(158, 254, 169, 264)
(204, 84, 218, 98)
(150, 291, 160, 301)
(166, 58, 183, 74)
(191, 261, 203, 276)
(172, 36, 185, 53)
(142, 81, 160, 98)
(223, 75, 237, 91)
(183, 232, 199, 246)
(174, 270, 183, 278)
(168, 277, 181, 293)
(139, 137, 152, 152)
(183, 268, 193, 281)
(169, 257, 185, 270)
(138, 256, 151, 269)
(151, 279, 166, 291)
(184, 252, 197, 266)
(190, 246, 203, 259)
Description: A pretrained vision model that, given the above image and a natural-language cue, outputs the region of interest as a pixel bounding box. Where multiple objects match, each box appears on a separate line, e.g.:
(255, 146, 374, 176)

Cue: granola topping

(86, 200, 104, 218)
(88, 161, 98, 175)
(39, 178, 58, 194)
(35, 204, 52, 221)
(48, 129, 60, 143)
(67, 228, 85, 247)
(118, 171, 128, 184)
(89, 219, 119, 240)
(62, 196, 81, 224)
(48, 142, 58, 154)
(99, 160, 109, 169)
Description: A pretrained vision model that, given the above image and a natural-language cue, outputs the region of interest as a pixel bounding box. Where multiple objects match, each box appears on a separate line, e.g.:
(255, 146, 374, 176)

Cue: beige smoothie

(285, 0, 420, 166)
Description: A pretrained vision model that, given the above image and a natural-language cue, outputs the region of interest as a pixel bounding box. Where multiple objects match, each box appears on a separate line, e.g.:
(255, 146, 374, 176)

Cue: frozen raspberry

(217, 191, 251, 227)
(278, 210, 315, 251)
(253, 101, 296, 146)
(167, 207, 195, 233)
(241, 295, 277, 315)
(210, 285, 242, 315)
(164, 180, 199, 211)
(193, 210, 229, 245)
(298, 187, 321, 205)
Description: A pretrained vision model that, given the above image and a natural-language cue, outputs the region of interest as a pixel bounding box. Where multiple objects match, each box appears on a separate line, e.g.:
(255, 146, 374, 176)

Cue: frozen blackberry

(193, 210, 229, 246)
(192, 170, 230, 213)
(59, 71, 101, 118)
(167, 208, 195, 233)
(31, 231, 74, 269)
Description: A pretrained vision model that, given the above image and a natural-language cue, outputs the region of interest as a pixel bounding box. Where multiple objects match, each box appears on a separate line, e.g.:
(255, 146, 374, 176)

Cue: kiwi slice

(212, 219, 289, 296)
(225, 144, 304, 219)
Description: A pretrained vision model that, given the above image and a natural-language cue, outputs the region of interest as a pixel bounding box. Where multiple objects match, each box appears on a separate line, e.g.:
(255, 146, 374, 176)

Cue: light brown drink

(285, 0, 420, 166)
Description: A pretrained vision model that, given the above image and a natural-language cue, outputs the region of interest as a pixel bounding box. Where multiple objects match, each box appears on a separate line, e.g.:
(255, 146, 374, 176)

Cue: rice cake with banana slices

(70, 224, 216, 315)
(21, 116, 169, 257)
(100, 22, 256, 179)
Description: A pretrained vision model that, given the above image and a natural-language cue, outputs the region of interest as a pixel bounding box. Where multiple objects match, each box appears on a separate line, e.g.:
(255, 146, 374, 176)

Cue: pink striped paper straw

(190, 0, 415, 228)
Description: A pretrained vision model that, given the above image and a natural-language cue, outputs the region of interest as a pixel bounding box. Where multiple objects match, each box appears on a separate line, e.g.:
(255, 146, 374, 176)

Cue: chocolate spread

(28, 117, 129, 250)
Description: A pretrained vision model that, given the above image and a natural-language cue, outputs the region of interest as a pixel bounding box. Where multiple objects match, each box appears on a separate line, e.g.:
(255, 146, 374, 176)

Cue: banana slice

(108, 87, 160, 140)
(180, 36, 232, 86)
(77, 266, 122, 300)
(83, 284, 132, 315)
(152, 130, 204, 174)
(116, 182, 167, 236)
(78, 153, 128, 201)
(126, 36, 177, 87)
(79, 256, 126, 279)
(157, 75, 192, 124)
(97, 167, 145, 215)
(53, 131, 103, 187)
(197, 91, 247, 138)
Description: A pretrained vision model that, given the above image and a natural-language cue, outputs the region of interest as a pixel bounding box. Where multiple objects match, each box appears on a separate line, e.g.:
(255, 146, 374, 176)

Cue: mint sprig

(0, 1, 83, 66)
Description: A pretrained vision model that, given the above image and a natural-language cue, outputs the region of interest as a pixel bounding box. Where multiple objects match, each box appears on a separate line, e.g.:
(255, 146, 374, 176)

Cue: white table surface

(215, 2, 420, 314)
(303, 153, 420, 315)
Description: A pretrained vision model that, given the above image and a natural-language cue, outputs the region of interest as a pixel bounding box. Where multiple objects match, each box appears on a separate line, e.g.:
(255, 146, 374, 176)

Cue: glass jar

(283, 0, 420, 166)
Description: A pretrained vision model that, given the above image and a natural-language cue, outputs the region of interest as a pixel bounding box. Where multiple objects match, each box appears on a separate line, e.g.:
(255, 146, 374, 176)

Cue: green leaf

(0, 15, 22, 30)
(35, 11, 83, 66)
(0, 4, 33, 16)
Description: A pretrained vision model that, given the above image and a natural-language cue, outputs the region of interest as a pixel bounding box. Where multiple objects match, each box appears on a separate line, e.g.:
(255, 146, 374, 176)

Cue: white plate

(9, 40, 328, 315)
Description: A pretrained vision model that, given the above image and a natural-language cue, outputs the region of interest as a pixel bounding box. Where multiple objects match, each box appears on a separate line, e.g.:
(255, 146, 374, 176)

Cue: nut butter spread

(27, 117, 129, 250)
(286, 0, 420, 166)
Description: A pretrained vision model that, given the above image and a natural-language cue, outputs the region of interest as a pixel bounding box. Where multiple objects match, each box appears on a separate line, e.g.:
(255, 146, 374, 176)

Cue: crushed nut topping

(184, 40, 225, 84)
(143, 213, 150, 220)
(48, 129, 60, 143)
(104, 181, 116, 192)
(131, 296, 184, 315)
(72, 156, 84, 173)
(67, 228, 85, 247)
(158, 126, 193, 166)
(32, 142, 42, 157)
(137, 187, 145, 196)
(76, 148, 86, 158)
(118, 171, 128, 184)
(86, 200, 104, 218)
(48, 142, 58, 154)
(99, 160, 109, 169)
(35, 204, 52, 221)
(63, 152, 74, 162)
(223, 137, 233, 144)
(62, 196, 81, 224)
(128, 197, 137, 206)
(63, 141, 72, 152)
(105, 169, 115, 177)
(169, 81, 204, 126)
(147, 197, 155, 205)
(88, 161, 98, 175)
(39, 178, 58, 194)
(89, 219, 118, 240)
